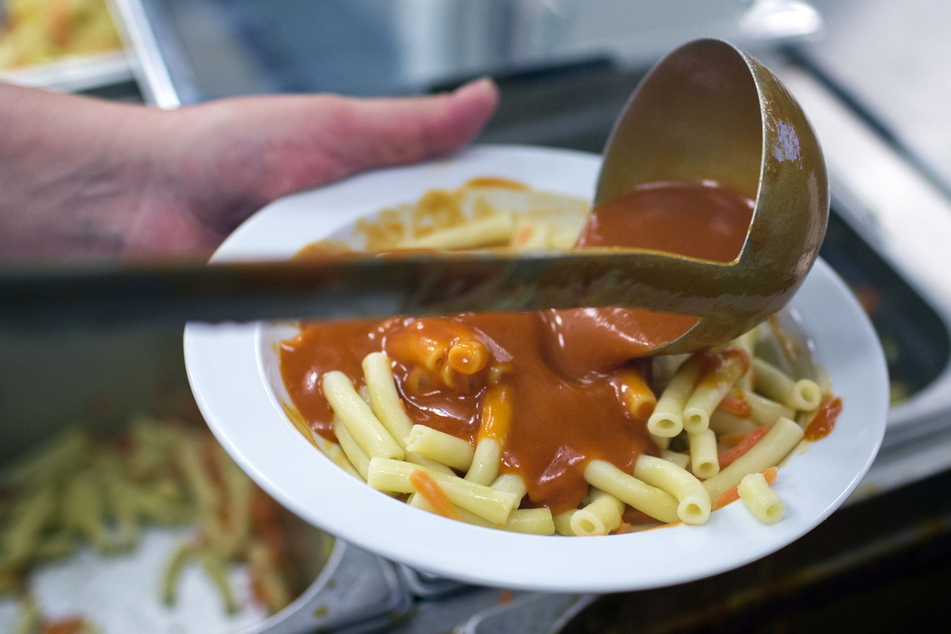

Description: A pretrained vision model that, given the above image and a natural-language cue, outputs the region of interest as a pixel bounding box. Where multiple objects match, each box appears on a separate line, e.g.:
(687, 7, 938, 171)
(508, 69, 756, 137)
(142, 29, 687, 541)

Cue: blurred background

(3, 0, 951, 631)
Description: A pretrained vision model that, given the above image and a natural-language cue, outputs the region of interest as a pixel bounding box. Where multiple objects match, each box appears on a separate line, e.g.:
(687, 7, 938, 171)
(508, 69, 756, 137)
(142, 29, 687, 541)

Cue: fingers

(279, 78, 499, 189)
(160, 79, 499, 246)
(325, 78, 500, 173)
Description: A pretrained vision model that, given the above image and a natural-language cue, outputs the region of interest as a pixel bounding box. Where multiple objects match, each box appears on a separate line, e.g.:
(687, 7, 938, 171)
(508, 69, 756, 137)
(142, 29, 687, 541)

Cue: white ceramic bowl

(184, 145, 888, 592)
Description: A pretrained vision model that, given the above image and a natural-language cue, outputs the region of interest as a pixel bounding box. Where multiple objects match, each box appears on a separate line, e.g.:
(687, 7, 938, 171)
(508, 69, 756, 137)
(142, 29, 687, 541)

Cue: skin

(0, 78, 499, 259)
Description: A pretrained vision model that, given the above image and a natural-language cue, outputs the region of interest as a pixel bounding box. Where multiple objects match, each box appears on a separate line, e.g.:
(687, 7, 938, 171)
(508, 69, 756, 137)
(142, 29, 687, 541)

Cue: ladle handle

(0, 249, 793, 346)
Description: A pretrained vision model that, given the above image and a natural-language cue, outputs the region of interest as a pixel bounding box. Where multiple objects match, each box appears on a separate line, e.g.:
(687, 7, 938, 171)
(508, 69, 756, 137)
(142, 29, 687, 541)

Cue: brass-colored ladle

(0, 39, 828, 352)
(586, 37, 830, 353)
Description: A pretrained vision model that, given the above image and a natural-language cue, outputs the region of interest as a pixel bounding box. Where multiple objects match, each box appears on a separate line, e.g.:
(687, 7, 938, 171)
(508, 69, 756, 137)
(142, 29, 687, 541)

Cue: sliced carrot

(409, 470, 460, 521)
(718, 426, 769, 468)
(805, 397, 843, 442)
(718, 432, 748, 449)
(713, 467, 778, 510)
(718, 390, 752, 417)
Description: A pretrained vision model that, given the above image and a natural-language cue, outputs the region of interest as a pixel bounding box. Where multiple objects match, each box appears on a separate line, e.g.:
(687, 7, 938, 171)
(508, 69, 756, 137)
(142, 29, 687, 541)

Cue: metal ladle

(0, 40, 828, 353)
(587, 37, 830, 353)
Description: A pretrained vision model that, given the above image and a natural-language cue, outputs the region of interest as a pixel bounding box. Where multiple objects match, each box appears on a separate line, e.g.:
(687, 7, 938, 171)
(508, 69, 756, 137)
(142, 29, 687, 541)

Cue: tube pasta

(687, 429, 719, 480)
(324, 443, 363, 479)
(660, 449, 690, 470)
(322, 371, 404, 461)
(652, 354, 691, 387)
(570, 489, 625, 536)
(682, 348, 749, 434)
(741, 390, 797, 426)
(333, 416, 371, 480)
(633, 455, 711, 525)
(651, 433, 671, 450)
(367, 458, 518, 525)
(500, 508, 556, 535)
(702, 417, 805, 500)
(364, 349, 488, 470)
(406, 424, 475, 472)
(362, 352, 414, 444)
(617, 368, 657, 420)
(751, 358, 823, 412)
(478, 384, 513, 442)
(647, 355, 704, 438)
(728, 327, 758, 390)
(413, 495, 554, 534)
(709, 409, 759, 436)
(583, 460, 680, 525)
(553, 510, 579, 536)
(491, 473, 528, 499)
(465, 384, 512, 485)
(465, 438, 502, 486)
(738, 472, 785, 524)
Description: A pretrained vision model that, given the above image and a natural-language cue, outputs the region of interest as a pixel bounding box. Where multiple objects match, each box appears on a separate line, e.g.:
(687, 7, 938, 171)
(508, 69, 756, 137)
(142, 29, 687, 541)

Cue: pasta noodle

(367, 458, 518, 525)
(465, 438, 502, 486)
(738, 472, 785, 524)
(682, 348, 749, 434)
(702, 417, 805, 500)
(570, 489, 625, 537)
(406, 424, 475, 472)
(0, 418, 302, 615)
(751, 358, 823, 412)
(687, 429, 719, 480)
(632, 455, 711, 525)
(279, 180, 841, 537)
(322, 371, 404, 461)
(582, 460, 680, 525)
(647, 355, 704, 438)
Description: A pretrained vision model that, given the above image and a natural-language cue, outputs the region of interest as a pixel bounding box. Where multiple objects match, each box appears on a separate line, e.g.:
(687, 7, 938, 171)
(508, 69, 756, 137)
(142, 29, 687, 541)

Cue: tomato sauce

(280, 181, 755, 513)
(804, 396, 843, 441)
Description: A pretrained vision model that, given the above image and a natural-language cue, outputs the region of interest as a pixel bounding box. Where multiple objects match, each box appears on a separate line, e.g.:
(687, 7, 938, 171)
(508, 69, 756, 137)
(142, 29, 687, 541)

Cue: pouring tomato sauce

(279, 182, 754, 513)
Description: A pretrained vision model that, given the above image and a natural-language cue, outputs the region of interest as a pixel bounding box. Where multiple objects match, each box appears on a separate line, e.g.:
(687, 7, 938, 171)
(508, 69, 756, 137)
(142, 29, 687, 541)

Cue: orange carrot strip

(717, 432, 748, 448)
(409, 470, 460, 521)
(713, 467, 778, 510)
(805, 397, 843, 442)
(718, 391, 752, 417)
(718, 426, 769, 468)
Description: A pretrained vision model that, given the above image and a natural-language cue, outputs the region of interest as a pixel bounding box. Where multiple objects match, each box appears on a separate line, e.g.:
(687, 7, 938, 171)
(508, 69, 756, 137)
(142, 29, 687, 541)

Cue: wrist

(0, 83, 160, 258)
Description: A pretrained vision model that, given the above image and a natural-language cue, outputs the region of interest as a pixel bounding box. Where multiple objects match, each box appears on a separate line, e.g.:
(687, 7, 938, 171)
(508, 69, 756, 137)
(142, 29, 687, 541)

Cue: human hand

(0, 78, 498, 259)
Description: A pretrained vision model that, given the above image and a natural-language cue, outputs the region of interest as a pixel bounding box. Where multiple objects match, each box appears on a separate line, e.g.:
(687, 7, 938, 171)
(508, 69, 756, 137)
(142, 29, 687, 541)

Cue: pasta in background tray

(0, 0, 131, 91)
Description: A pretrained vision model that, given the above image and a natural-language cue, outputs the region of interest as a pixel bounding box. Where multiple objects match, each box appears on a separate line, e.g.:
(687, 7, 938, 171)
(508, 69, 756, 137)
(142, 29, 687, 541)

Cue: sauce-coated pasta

(279, 179, 840, 533)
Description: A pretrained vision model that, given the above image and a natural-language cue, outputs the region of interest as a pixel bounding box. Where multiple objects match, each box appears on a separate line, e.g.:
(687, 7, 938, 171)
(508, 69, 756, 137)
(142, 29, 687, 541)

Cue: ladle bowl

(589, 37, 829, 353)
